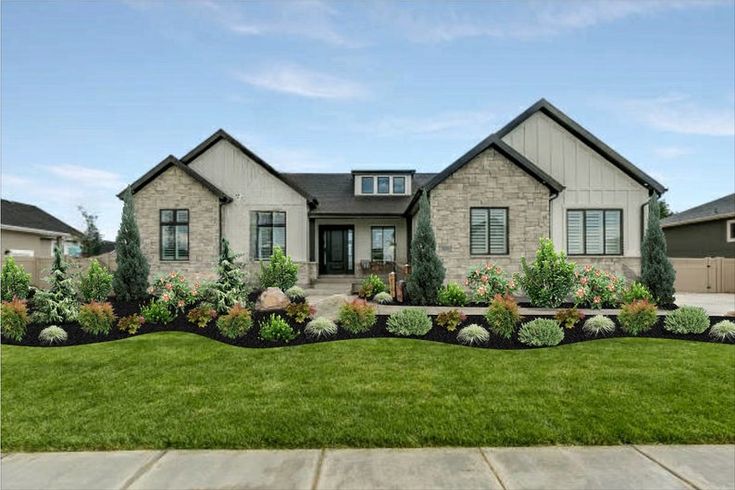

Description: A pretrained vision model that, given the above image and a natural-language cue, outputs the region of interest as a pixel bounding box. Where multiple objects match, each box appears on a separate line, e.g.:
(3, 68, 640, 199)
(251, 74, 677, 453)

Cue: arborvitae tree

(641, 196, 676, 305)
(78, 206, 103, 257)
(406, 192, 445, 305)
(112, 187, 149, 301)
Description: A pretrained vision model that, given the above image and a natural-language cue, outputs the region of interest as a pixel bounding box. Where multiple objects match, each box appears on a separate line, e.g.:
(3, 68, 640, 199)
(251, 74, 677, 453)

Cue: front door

(319, 226, 354, 275)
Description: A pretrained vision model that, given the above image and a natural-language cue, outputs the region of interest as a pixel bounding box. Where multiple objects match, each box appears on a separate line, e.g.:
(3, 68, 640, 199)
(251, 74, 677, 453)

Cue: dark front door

(319, 226, 354, 275)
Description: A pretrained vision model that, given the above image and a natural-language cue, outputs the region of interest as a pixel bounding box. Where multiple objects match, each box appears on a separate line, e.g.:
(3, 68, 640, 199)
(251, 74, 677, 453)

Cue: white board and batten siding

(188, 139, 309, 262)
(502, 111, 649, 257)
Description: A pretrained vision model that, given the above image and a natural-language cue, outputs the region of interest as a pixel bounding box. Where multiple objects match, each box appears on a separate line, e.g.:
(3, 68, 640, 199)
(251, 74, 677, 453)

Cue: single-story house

(1, 199, 82, 258)
(121, 98, 666, 285)
(662, 193, 735, 258)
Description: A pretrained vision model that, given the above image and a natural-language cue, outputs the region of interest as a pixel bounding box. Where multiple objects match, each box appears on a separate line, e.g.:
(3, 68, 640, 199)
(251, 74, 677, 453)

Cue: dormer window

(393, 176, 405, 194)
(353, 170, 414, 196)
(377, 177, 390, 194)
(361, 176, 374, 194)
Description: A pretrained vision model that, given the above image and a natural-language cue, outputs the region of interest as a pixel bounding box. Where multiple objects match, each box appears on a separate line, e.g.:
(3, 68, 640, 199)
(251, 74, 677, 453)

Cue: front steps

(303, 276, 359, 297)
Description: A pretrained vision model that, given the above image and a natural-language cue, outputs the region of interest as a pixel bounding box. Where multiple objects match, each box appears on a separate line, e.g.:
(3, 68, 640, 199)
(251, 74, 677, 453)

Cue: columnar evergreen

(641, 196, 676, 305)
(112, 187, 150, 301)
(406, 192, 445, 305)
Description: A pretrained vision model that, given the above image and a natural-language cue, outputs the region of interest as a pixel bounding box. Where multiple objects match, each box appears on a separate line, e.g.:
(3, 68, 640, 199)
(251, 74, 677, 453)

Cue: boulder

(312, 294, 351, 322)
(255, 287, 290, 311)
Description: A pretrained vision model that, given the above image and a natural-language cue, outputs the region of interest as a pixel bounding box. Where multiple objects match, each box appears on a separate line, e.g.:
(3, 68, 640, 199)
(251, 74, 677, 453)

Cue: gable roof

(661, 193, 735, 228)
(1, 199, 81, 236)
(119, 155, 232, 202)
(495, 98, 666, 195)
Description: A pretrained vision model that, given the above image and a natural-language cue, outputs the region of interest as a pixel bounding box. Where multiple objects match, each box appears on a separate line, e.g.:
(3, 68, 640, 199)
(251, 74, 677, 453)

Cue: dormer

(352, 170, 415, 196)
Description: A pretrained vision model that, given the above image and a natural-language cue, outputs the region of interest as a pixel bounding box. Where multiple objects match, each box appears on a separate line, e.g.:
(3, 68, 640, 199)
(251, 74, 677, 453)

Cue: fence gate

(671, 257, 735, 293)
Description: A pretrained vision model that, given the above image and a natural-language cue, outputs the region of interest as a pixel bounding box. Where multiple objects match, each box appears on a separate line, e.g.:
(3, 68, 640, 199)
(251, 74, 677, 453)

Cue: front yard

(2, 333, 733, 452)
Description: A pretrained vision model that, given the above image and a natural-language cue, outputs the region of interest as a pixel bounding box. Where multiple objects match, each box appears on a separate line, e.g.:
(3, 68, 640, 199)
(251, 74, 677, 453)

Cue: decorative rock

(312, 294, 351, 322)
(255, 287, 290, 311)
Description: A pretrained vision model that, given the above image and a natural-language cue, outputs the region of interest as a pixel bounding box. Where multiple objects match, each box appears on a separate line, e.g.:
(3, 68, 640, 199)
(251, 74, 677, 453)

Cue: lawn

(2, 333, 734, 451)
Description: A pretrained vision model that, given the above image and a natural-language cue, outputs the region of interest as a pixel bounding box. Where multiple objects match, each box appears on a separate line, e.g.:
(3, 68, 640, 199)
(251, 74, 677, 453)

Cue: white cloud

(622, 95, 735, 136)
(44, 165, 125, 190)
(236, 65, 366, 99)
(366, 109, 496, 137)
(652, 146, 692, 159)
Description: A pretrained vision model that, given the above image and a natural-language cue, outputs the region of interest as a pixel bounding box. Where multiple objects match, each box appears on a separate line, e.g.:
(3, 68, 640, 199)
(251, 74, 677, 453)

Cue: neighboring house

(662, 193, 735, 258)
(122, 99, 665, 285)
(1, 199, 82, 258)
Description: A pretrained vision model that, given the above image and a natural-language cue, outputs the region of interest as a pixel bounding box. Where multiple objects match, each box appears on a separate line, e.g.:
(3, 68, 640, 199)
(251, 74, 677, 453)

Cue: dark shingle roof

(282, 173, 436, 216)
(661, 193, 735, 228)
(1, 200, 81, 236)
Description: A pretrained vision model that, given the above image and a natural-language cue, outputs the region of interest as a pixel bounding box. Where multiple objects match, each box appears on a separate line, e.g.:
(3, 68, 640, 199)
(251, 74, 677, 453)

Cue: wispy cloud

(44, 165, 125, 190)
(652, 146, 692, 159)
(621, 95, 735, 136)
(365, 109, 496, 138)
(236, 64, 367, 99)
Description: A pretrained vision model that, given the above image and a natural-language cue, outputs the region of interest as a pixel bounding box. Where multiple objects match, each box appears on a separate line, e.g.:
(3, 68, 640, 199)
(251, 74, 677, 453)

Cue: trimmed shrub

(457, 324, 489, 346)
(187, 305, 217, 328)
(39, 325, 68, 345)
(78, 301, 116, 335)
(406, 193, 445, 305)
(305, 317, 338, 339)
(79, 259, 113, 302)
(1, 257, 31, 301)
(216, 304, 252, 339)
(118, 314, 145, 335)
(437, 282, 468, 306)
(555, 307, 585, 329)
(582, 315, 616, 337)
(285, 302, 315, 324)
(337, 299, 377, 334)
(259, 245, 298, 291)
(573, 266, 625, 308)
(516, 238, 576, 308)
(484, 294, 521, 339)
(518, 319, 564, 347)
(259, 314, 297, 343)
(641, 196, 676, 305)
(285, 286, 305, 302)
(113, 187, 150, 301)
(710, 320, 735, 342)
(140, 301, 174, 325)
(618, 299, 658, 336)
(373, 292, 393, 304)
(386, 308, 432, 336)
(1, 298, 29, 341)
(466, 263, 516, 303)
(622, 281, 653, 304)
(358, 274, 387, 299)
(664, 306, 709, 334)
(435, 309, 466, 332)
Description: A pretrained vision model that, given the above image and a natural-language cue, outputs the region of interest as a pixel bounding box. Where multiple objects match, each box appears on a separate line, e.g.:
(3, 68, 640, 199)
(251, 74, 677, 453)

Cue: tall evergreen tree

(49, 244, 75, 298)
(406, 192, 445, 305)
(658, 199, 673, 219)
(641, 195, 676, 305)
(78, 206, 102, 256)
(113, 187, 149, 301)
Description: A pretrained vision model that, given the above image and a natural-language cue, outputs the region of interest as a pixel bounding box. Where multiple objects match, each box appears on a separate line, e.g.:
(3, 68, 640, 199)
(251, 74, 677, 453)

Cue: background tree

(112, 188, 149, 301)
(641, 196, 676, 305)
(406, 192, 445, 305)
(78, 206, 102, 257)
(658, 199, 673, 219)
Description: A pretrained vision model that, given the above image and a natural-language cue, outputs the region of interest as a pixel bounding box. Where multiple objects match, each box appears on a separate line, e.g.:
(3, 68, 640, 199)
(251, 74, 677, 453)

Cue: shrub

(641, 196, 676, 305)
(285, 302, 315, 324)
(1, 257, 31, 301)
(518, 319, 564, 347)
(39, 325, 68, 345)
(337, 299, 377, 334)
(1, 298, 29, 341)
(386, 308, 432, 336)
(259, 245, 298, 290)
(113, 187, 150, 301)
(31, 245, 80, 327)
(305, 317, 338, 339)
(664, 306, 709, 334)
(216, 304, 253, 339)
(79, 259, 113, 302)
(622, 281, 653, 304)
(710, 320, 735, 342)
(437, 282, 468, 306)
(78, 301, 116, 335)
(187, 305, 217, 328)
(435, 309, 466, 332)
(573, 266, 625, 308)
(466, 264, 516, 303)
(555, 307, 585, 329)
(618, 299, 658, 336)
(285, 286, 305, 302)
(358, 274, 387, 299)
(582, 315, 616, 337)
(516, 238, 576, 308)
(406, 193, 445, 305)
(205, 238, 250, 313)
(149, 272, 193, 314)
(485, 294, 522, 339)
(373, 292, 393, 304)
(457, 324, 489, 346)
(118, 314, 145, 335)
(140, 301, 174, 325)
(259, 314, 297, 343)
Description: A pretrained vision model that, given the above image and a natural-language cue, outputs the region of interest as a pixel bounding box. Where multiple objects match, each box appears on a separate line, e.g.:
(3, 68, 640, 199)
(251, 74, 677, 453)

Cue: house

(1, 199, 82, 258)
(122, 99, 665, 285)
(662, 193, 735, 258)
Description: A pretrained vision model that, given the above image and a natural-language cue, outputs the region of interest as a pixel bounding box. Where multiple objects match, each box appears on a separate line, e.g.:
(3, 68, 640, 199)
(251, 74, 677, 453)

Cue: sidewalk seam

(120, 450, 167, 490)
(632, 445, 700, 490)
(478, 448, 507, 490)
(310, 448, 326, 490)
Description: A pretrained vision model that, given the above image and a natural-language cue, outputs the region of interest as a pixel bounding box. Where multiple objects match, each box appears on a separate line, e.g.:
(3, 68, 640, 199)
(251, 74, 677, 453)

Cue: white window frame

(727, 219, 735, 243)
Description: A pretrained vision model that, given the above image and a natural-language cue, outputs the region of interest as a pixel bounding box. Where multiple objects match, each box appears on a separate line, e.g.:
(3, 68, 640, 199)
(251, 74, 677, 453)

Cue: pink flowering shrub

(465, 263, 517, 304)
(573, 265, 625, 309)
(148, 272, 197, 314)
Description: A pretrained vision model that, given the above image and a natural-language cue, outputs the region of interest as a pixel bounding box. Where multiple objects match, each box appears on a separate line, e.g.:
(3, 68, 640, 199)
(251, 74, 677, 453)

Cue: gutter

(0, 224, 72, 238)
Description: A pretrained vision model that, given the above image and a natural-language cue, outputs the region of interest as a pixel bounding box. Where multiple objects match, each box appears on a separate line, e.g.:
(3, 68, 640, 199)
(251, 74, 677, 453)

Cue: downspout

(218, 201, 224, 254)
(548, 191, 560, 240)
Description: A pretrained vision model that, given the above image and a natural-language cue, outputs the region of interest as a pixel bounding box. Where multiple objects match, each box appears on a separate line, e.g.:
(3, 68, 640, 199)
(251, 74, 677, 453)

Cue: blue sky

(2, 0, 734, 239)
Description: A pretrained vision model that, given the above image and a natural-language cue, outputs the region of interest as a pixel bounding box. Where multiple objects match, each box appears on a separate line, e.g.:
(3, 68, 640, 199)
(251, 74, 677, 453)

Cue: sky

(2, 0, 734, 240)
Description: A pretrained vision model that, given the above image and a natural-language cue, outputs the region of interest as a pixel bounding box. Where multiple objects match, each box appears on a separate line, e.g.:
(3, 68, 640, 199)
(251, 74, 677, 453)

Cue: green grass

(2, 333, 734, 451)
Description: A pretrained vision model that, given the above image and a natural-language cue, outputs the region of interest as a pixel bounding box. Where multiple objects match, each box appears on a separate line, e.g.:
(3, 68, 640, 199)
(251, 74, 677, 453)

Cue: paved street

(2, 445, 733, 490)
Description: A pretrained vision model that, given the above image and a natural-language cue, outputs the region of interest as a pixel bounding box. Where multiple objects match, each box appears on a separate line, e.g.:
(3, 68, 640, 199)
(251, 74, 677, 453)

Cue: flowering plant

(466, 263, 516, 304)
(572, 265, 625, 309)
(148, 272, 196, 314)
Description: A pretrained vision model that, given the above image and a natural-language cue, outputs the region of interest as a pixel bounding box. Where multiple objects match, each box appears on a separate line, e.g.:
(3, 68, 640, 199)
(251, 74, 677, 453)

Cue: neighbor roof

(1, 199, 81, 236)
(661, 193, 735, 228)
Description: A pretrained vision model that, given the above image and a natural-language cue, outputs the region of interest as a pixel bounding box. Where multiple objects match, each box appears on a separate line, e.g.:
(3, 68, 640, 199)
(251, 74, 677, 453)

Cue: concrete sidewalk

(2, 445, 733, 490)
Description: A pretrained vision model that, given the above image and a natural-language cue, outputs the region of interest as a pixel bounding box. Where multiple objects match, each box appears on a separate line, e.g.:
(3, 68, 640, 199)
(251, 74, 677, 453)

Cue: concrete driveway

(676, 293, 735, 315)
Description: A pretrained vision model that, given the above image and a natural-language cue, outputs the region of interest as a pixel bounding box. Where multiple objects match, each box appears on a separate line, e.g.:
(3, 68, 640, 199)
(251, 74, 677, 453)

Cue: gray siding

(664, 219, 735, 258)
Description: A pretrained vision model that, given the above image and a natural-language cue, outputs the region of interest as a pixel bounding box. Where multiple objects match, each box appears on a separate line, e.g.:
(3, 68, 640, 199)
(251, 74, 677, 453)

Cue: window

(470, 208, 508, 255)
(727, 219, 735, 243)
(361, 176, 374, 194)
(251, 211, 286, 259)
(160, 209, 189, 261)
(567, 209, 622, 255)
(377, 176, 390, 194)
(393, 176, 405, 194)
(371, 226, 395, 262)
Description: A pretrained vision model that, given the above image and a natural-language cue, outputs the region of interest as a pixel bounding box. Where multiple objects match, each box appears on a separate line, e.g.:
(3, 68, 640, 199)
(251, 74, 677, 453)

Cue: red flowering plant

(572, 265, 625, 309)
(465, 263, 517, 304)
(148, 271, 196, 314)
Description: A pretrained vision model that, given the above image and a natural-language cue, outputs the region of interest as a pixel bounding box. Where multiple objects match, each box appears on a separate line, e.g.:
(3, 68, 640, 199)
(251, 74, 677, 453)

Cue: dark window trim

(361, 176, 374, 194)
(159, 208, 190, 261)
(469, 207, 510, 256)
(393, 176, 406, 194)
(566, 208, 624, 256)
(377, 176, 390, 194)
(254, 210, 287, 260)
(370, 225, 396, 262)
